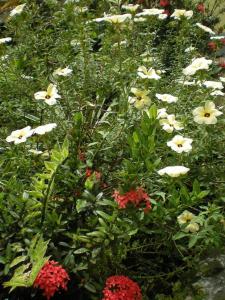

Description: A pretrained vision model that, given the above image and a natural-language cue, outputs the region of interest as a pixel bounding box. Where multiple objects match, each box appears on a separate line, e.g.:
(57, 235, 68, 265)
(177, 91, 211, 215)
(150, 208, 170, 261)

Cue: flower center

(45, 95, 51, 99)
(137, 96, 142, 100)
(204, 112, 210, 117)
(177, 144, 183, 147)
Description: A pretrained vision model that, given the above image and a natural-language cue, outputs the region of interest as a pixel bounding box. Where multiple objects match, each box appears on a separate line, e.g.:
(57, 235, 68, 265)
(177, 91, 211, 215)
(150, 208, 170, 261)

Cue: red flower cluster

(113, 187, 151, 212)
(34, 260, 70, 300)
(159, 0, 170, 7)
(196, 3, 205, 13)
(85, 168, 101, 180)
(208, 41, 217, 51)
(102, 275, 142, 300)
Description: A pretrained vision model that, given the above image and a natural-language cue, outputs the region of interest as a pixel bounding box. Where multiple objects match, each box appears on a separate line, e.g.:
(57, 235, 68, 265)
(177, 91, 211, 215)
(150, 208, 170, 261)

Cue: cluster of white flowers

(171, 9, 193, 20)
(183, 57, 212, 76)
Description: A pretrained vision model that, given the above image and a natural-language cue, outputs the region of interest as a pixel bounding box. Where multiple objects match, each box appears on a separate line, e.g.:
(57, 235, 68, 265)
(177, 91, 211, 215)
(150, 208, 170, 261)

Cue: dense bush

(0, 0, 224, 299)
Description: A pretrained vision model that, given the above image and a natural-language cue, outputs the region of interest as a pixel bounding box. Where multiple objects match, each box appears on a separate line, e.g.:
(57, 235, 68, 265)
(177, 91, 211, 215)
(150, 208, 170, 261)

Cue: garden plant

(0, 0, 225, 299)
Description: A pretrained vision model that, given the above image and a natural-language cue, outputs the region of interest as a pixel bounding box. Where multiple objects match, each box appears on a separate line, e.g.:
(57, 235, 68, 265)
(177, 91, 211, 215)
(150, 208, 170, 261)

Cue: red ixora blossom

(112, 187, 151, 212)
(34, 260, 70, 300)
(102, 275, 142, 300)
(196, 3, 205, 13)
(208, 41, 217, 51)
(159, 0, 170, 7)
(85, 168, 101, 180)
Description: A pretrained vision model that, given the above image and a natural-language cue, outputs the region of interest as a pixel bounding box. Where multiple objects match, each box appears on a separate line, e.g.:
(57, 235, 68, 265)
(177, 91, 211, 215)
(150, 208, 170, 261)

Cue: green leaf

(10, 256, 27, 269)
(188, 234, 199, 248)
(172, 231, 188, 241)
(74, 248, 89, 254)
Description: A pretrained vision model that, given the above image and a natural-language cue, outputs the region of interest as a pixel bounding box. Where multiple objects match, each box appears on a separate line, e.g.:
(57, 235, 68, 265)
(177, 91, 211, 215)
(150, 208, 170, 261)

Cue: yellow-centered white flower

(34, 84, 61, 105)
(137, 66, 161, 80)
(95, 14, 132, 24)
(193, 101, 222, 124)
(183, 57, 212, 76)
(9, 4, 26, 17)
(128, 88, 151, 110)
(202, 81, 223, 90)
(53, 66, 72, 77)
(136, 8, 164, 17)
(159, 114, 183, 133)
(156, 93, 178, 103)
(177, 210, 195, 225)
(171, 9, 193, 20)
(196, 23, 215, 35)
(157, 166, 190, 177)
(33, 123, 57, 135)
(167, 135, 193, 153)
(6, 126, 34, 144)
(122, 4, 139, 13)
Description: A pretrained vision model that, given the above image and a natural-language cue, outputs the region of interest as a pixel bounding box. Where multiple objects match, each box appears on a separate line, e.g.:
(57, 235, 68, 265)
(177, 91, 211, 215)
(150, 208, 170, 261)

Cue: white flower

(157, 108, 168, 119)
(53, 66, 73, 77)
(0, 37, 12, 44)
(137, 66, 161, 80)
(158, 13, 168, 20)
(6, 126, 34, 144)
(210, 90, 225, 96)
(136, 8, 164, 17)
(210, 36, 224, 40)
(220, 77, 225, 83)
(183, 57, 212, 76)
(21, 74, 34, 80)
(34, 84, 61, 105)
(156, 93, 178, 103)
(167, 135, 193, 153)
(193, 101, 223, 124)
(159, 114, 183, 133)
(196, 23, 215, 35)
(157, 166, 190, 177)
(128, 88, 151, 110)
(185, 222, 199, 233)
(95, 14, 132, 24)
(185, 46, 196, 53)
(33, 123, 57, 135)
(29, 149, 43, 155)
(171, 9, 193, 20)
(9, 4, 26, 17)
(177, 210, 195, 225)
(122, 4, 139, 13)
(202, 81, 223, 90)
(134, 17, 146, 22)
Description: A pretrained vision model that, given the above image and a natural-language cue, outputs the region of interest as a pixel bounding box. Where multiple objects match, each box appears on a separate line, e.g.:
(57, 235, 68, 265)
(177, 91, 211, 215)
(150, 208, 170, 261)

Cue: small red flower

(196, 3, 205, 13)
(219, 62, 225, 68)
(86, 168, 92, 177)
(102, 275, 142, 300)
(220, 38, 225, 45)
(78, 150, 86, 162)
(208, 41, 217, 51)
(159, 0, 170, 7)
(34, 260, 70, 300)
(112, 187, 151, 213)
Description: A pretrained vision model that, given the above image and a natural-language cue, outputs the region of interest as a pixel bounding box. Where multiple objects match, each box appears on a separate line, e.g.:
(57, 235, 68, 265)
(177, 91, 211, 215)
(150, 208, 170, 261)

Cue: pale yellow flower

(159, 114, 183, 133)
(95, 14, 132, 24)
(128, 88, 151, 110)
(185, 222, 199, 233)
(9, 4, 26, 17)
(193, 101, 222, 124)
(137, 66, 161, 80)
(53, 66, 73, 77)
(177, 210, 195, 225)
(171, 9, 193, 20)
(122, 4, 139, 13)
(157, 166, 190, 177)
(156, 93, 178, 103)
(196, 23, 215, 35)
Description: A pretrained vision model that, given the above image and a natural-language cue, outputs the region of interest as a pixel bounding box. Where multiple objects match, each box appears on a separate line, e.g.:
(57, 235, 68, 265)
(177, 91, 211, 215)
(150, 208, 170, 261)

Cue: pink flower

(159, 0, 170, 7)
(196, 3, 205, 13)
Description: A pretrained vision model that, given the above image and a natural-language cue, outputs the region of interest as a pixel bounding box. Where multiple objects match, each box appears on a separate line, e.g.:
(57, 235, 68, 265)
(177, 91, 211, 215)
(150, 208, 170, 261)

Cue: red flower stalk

(34, 260, 70, 300)
(102, 275, 142, 300)
(208, 41, 217, 51)
(113, 187, 151, 213)
(159, 0, 170, 7)
(196, 3, 205, 13)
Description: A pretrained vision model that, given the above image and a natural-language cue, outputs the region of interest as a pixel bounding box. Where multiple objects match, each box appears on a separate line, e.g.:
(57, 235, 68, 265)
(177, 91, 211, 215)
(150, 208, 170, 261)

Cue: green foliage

(3, 234, 50, 292)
